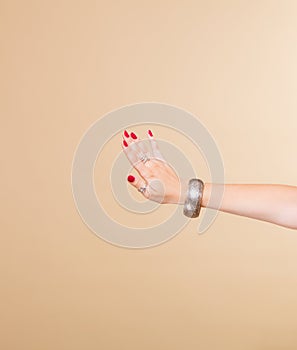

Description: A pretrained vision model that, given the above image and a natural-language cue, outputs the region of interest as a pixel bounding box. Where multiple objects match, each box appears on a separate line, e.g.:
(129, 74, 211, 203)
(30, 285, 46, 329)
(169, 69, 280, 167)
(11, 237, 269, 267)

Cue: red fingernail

(148, 130, 153, 137)
(127, 175, 135, 182)
(124, 130, 129, 138)
(123, 140, 128, 147)
(130, 132, 137, 140)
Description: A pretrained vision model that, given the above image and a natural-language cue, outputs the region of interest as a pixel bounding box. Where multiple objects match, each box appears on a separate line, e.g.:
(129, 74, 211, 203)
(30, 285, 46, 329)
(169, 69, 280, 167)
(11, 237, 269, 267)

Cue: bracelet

(183, 179, 204, 218)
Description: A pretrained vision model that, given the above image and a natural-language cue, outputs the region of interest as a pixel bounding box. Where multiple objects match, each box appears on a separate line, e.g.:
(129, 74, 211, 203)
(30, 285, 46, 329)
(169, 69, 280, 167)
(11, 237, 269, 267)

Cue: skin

(122, 129, 297, 230)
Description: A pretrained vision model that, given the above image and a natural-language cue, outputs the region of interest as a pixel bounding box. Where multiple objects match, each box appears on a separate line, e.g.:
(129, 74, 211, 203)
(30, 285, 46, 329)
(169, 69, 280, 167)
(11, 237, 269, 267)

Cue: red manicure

(130, 132, 137, 140)
(148, 130, 153, 137)
(127, 175, 135, 182)
(123, 140, 128, 147)
(124, 130, 129, 138)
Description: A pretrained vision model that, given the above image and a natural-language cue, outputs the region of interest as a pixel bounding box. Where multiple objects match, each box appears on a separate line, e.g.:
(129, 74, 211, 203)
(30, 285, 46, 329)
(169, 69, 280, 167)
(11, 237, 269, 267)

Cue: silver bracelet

(183, 179, 204, 218)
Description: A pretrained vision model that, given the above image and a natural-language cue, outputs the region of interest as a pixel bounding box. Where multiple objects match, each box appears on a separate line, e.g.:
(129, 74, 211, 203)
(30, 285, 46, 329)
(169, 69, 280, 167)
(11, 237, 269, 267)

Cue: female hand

(121, 129, 187, 204)
(121, 129, 297, 229)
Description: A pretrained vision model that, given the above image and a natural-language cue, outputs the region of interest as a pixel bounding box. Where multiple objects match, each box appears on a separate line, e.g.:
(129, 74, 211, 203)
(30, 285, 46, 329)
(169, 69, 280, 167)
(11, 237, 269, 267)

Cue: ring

(138, 152, 150, 164)
(138, 185, 147, 194)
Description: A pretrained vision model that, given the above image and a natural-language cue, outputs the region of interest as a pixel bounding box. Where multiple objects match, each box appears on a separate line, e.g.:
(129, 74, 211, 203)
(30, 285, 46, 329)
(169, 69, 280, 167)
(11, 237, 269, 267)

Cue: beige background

(1, 0, 297, 349)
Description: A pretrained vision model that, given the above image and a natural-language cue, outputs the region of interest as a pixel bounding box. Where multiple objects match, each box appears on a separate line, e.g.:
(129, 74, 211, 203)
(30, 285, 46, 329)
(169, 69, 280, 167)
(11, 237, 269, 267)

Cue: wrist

(201, 182, 211, 208)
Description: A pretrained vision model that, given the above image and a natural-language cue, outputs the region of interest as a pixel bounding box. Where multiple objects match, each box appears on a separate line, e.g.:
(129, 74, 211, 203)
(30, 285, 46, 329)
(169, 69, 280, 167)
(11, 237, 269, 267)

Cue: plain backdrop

(1, 0, 297, 349)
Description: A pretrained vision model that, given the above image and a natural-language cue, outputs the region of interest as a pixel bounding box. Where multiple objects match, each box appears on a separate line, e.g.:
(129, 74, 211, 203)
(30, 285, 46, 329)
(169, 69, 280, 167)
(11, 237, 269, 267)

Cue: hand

(121, 129, 187, 204)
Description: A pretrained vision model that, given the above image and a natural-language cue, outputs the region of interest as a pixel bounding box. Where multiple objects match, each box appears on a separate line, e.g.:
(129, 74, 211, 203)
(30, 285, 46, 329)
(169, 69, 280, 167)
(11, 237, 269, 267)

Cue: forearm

(201, 183, 297, 229)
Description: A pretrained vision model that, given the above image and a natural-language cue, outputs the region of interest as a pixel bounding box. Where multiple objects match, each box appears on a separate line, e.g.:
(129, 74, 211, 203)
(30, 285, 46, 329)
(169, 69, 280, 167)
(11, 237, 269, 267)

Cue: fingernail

(127, 175, 135, 182)
(148, 130, 153, 137)
(130, 132, 137, 140)
(124, 130, 129, 138)
(123, 140, 128, 147)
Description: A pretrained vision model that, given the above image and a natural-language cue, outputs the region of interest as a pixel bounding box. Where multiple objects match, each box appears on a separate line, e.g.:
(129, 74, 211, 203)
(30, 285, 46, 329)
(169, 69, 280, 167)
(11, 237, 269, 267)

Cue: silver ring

(138, 153, 150, 164)
(138, 185, 147, 194)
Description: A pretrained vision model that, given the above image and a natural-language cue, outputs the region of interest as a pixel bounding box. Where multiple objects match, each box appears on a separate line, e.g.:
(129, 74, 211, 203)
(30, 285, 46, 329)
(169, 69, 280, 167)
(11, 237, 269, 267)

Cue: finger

(124, 130, 143, 154)
(123, 129, 133, 145)
(122, 136, 141, 159)
(127, 130, 153, 173)
(127, 174, 149, 198)
(147, 129, 165, 160)
(122, 130, 142, 164)
(133, 133, 151, 157)
(123, 129, 150, 157)
(129, 131, 151, 159)
(122, 131, 151, 178)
